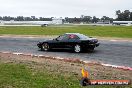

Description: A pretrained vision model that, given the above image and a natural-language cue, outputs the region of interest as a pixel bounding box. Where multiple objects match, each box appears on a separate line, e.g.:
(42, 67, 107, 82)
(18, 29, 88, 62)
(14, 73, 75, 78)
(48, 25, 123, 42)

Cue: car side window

(69, 35, 79, 40)
(57, 34, 69, 41)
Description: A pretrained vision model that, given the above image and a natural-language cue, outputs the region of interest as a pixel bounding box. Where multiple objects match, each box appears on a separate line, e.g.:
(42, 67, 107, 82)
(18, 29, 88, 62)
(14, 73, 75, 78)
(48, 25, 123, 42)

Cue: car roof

(65, 33, 81, 35)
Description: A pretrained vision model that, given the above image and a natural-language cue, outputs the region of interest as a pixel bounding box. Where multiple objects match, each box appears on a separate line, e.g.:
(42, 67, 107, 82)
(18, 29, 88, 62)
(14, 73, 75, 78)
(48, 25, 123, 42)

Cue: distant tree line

(0, 16, 114, 23)
(0, 16, 52, 21)
(0, 10, 131, 23)
(116, 10, 132, 21)
(65, 16, 113, 23)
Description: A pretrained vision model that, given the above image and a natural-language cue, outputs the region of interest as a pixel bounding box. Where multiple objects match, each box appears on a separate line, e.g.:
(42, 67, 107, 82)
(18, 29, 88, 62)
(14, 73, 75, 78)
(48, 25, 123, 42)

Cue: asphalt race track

(0, 37, 132, 67)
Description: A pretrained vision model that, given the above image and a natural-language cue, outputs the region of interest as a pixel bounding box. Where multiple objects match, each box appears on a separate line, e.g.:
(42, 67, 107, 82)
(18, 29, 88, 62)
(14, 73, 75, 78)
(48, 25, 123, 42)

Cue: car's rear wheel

(74, 44, 81, 53)
(42, 43, 50, 51)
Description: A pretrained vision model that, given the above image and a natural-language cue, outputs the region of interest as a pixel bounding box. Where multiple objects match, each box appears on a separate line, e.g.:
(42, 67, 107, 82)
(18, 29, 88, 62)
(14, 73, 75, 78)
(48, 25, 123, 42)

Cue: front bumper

(89, 43, 100, 47)
(95, 43, 100, 47)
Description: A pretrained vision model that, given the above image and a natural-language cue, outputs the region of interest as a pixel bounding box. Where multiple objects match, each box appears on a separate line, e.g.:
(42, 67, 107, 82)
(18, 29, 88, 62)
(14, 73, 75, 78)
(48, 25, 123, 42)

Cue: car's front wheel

(89, 47, 95, 51)
(74, 44, 81, 53)
(42, 43, 50, 51)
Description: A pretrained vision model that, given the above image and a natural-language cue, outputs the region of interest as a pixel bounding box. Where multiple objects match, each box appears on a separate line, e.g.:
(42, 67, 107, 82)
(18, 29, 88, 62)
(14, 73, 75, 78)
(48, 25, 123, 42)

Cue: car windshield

(77, 34, 89, 39)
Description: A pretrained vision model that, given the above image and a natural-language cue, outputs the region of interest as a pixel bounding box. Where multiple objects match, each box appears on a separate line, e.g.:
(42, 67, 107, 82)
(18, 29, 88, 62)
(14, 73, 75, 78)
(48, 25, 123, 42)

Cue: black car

(37, 33, 100, 53)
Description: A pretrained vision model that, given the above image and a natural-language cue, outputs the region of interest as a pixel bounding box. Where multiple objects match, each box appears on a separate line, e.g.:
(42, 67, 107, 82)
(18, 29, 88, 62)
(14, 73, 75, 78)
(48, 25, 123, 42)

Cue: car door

(59, 34, 80, 49)
(51, 34, 69, 49)
(57, 34, 70, 48)
(59, 34, 70, 48)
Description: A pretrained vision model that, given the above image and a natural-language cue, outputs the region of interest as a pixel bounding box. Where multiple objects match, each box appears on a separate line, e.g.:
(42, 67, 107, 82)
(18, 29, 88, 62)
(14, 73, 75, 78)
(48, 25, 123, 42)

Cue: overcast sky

(0, 0, 132, 18)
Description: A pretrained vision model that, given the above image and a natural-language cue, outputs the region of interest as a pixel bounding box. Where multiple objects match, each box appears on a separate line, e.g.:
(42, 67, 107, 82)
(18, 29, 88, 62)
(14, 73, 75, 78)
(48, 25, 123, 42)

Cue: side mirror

(53, 38, 59, 41)
(55, 36, 61, 41)
(56, 38, 59, 41)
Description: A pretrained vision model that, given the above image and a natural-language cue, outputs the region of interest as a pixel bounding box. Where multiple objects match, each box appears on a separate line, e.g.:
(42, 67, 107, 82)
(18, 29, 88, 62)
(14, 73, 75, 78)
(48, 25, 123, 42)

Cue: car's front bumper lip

(95, 43, 100, 47)
(89, 43, 100, 47)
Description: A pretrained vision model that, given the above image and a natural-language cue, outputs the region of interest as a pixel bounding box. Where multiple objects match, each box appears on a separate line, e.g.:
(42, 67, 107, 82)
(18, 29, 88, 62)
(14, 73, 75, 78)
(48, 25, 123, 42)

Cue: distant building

(113, 21, 132, 26)
(52, 18, 63, 24)
(0, 20, 4, 25)
(97, 20, 110, 24)
(0, 18, 63, 25)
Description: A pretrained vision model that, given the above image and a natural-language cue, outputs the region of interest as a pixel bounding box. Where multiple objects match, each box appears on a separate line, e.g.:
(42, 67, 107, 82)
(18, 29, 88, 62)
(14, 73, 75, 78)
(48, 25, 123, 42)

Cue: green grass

(0, 62, 131, 88)
(0, 63, 79, 88)
(0, 25, 132, 38)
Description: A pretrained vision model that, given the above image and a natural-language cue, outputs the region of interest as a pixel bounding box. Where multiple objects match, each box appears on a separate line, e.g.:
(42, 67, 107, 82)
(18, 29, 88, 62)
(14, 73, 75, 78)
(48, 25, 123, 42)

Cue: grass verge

(0, 25, 132, 38)
(0, 53, 132, 88)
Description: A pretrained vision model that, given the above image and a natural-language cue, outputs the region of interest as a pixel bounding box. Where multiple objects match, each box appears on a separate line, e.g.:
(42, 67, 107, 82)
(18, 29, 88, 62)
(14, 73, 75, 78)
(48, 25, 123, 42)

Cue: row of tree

(0, 16, 52, 21)
(116, 10, 132, 21)
(66, 10, 132, 23)
(65, 16, 113, 23)
(0, 10, 132, 23)
(0, 15, 113, 23)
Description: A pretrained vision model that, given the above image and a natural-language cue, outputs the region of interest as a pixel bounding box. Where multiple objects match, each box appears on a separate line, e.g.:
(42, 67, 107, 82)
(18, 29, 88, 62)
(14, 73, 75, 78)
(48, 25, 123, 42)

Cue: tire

(74, 44, 81, 53)
(42, 43, 50, 51)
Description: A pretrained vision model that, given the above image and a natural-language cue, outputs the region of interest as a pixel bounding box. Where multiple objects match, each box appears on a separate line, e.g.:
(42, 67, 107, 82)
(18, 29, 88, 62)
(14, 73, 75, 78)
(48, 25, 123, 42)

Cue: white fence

(0, 19, 63, 25)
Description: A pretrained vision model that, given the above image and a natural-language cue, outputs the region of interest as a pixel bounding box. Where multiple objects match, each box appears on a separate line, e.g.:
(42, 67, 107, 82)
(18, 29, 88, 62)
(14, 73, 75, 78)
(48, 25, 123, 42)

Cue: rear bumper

(37, 42, 42, 48)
